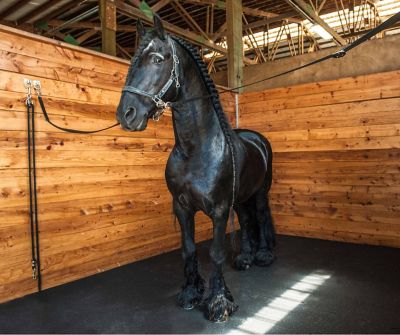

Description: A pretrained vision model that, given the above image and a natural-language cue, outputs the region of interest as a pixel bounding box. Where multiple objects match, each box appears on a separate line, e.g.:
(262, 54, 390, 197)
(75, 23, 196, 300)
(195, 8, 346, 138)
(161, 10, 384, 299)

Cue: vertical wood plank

(100, 0, 117, 56)
(226, 0, 243, 90)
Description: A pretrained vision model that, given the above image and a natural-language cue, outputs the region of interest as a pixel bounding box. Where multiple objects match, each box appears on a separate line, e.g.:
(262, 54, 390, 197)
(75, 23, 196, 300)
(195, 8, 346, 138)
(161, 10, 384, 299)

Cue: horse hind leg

(233, 201, 257, 271)
(254, 182, 276, 267)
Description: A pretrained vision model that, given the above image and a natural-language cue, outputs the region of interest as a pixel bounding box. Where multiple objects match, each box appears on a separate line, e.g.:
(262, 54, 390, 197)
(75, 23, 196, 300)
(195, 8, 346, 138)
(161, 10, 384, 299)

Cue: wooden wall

(0, 25, 235, 303)
(239, 70, 400, 248)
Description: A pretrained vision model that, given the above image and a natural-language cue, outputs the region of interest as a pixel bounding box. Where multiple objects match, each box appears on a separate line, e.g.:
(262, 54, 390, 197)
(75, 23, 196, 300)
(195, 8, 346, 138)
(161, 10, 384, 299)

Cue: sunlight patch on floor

(228, 271, 331, 335)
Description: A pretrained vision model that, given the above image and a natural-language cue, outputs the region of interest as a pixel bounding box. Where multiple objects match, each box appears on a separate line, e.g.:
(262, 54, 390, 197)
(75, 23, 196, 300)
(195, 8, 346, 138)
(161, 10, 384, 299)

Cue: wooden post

(226, 0, 243, 91)
(100, 0, 117, 56)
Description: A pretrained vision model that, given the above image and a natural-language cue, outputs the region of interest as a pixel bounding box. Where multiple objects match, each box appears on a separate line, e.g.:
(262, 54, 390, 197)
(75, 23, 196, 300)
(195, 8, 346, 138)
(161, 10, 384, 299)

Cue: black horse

(116, 15, 275, 322)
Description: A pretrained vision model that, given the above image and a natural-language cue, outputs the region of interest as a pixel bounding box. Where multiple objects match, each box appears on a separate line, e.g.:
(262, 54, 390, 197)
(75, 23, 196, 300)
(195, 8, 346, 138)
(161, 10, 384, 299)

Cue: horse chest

(166, 151, 227, 212)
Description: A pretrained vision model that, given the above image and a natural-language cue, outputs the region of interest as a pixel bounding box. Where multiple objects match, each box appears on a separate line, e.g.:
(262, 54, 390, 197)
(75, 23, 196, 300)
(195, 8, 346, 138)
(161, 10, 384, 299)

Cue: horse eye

(152, 55, 163, 64)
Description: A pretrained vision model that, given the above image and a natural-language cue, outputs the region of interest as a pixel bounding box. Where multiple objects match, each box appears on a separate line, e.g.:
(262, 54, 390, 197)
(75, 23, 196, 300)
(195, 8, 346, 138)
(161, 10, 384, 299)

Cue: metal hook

(24, 79, 32, 105)
(33, 80, 42, 96)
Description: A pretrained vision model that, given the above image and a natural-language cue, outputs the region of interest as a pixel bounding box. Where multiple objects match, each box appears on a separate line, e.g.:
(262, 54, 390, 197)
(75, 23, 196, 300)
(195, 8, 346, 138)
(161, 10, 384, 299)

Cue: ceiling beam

(76, 29, 98, 44)
(283, 0, 347, 45)
(179, 0, 299, 22)
(171, 0, 209, 40)
(33, 0, 76, 25)
(47, 19, 136, 32)
(0, 0, 31, 20)
(115, 0, 226, 54)
(211, 21, 227, 41)
(212, 11, 302, 42)
(151, 0, 172, 13)
(115, 0, 257, 65)
(0, 19, 35, 32)
(17, 0, 61, 25)
(117, 43, 132, 59)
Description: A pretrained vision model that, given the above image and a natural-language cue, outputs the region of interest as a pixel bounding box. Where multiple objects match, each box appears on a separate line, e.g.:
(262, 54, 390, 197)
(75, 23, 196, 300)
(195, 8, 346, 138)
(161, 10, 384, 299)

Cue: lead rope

(32, 81, 119, 134)
(24, 79, 42, 291)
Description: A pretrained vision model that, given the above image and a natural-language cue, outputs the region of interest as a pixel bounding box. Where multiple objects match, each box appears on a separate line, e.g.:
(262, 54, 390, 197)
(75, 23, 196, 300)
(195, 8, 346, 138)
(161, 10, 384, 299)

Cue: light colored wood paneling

(240, 70, 400, 249)
(0, 24, 236, 303)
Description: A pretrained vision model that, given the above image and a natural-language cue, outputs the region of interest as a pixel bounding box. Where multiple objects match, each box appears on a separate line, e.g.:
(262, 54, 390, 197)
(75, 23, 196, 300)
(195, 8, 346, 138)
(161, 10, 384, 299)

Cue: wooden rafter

(211, 22, 227, 41)
(214, 11, 302, 42)
(179, 0, 299, 22)
(243, 14, 266, 63)
(317, 0, 328, 13)
(33, 0, 76, 25)
(171, 0, 209, 40)
(47, 20, 136, 32)
(0, 19, 34, 32)
(115, 0, 226, 54)
(151, 0, 172, 13)
(76, 29, 98, 44)
(0, 0, 31, 20)
(283, 0, 347, 45)
(117, 43, 132, 58)
(17, 0, 61, 24)
(115, 0, 259, 65)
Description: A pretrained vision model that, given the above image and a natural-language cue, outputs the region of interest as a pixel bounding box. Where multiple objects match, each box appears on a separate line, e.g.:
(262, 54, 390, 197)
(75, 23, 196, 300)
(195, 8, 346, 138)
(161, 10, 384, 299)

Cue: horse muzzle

(124, 106, 137, 124)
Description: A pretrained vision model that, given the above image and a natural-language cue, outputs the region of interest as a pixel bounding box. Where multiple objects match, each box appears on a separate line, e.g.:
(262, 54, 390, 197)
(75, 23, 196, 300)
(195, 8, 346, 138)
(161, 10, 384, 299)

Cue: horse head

(116, 15, 180, 131)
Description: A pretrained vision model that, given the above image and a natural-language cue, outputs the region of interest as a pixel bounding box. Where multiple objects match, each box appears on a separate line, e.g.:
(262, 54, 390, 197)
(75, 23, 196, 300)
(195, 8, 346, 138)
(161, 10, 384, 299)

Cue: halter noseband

(122, 36, 180, 121)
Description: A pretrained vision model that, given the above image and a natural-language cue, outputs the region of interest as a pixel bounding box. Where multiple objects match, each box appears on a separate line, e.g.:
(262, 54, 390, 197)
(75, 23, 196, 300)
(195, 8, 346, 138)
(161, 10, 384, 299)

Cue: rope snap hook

(33, 80, 42, 96)
(24, 79, 32, 106)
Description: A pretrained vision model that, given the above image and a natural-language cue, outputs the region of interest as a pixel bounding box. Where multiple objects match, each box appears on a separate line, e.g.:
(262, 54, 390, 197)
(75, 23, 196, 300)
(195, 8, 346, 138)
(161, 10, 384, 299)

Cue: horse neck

(171, 52, 227, 156)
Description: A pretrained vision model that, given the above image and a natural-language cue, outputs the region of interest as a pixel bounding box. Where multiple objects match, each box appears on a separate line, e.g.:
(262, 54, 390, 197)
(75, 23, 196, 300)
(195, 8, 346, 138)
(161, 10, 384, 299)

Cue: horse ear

(153, 14, 166, 40)
(137, 19, 146, 37)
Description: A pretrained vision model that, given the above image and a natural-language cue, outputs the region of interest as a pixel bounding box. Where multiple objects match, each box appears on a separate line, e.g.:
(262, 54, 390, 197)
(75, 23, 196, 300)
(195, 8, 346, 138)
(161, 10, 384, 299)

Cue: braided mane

(172, 36, 237, 205)
(171, 36, 235, 139)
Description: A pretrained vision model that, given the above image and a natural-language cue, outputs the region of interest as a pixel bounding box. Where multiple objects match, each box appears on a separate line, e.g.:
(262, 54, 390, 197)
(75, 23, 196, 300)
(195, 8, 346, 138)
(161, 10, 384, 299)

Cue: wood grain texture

(0, 26, 236, 303)
(240, 70, 400, 249)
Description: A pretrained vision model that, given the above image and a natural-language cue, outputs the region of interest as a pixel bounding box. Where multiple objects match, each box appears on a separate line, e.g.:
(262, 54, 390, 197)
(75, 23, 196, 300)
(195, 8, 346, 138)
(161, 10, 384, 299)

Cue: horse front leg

(174, 200, 205, 310)
(205, 208, 238, 322)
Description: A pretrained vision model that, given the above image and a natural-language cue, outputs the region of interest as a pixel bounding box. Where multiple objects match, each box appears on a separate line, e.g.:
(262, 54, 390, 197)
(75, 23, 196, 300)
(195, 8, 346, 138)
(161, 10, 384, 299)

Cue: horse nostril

(125, 107, 137, 123)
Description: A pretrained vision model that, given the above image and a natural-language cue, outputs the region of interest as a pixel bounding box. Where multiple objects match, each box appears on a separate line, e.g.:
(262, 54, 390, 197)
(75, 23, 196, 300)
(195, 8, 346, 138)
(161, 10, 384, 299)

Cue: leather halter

(122, 36, 180, 121)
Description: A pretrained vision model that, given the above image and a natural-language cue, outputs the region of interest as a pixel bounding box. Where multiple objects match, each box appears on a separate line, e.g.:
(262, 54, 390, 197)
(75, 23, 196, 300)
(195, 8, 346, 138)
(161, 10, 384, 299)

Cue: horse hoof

(205, 292, 238, 322)
(177, 276, 205, 310)
(177, 292, 201, 310)
(233, 253, 254, 271)
(181, 301, 196, 310)
(254, 250, 276, 267)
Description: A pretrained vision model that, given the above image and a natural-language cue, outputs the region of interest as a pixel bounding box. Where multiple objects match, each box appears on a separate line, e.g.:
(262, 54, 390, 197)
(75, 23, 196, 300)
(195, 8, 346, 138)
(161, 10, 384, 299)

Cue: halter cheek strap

(122, 37, 180, 120)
